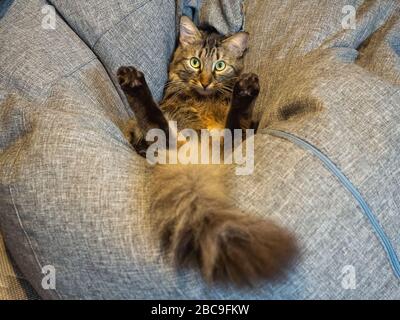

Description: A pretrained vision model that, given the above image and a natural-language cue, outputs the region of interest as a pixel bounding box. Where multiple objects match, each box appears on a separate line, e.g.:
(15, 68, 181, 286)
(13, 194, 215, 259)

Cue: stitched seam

(8, 186, 62, 298)
(91, 0, 153, 50)
(9, 187, 42, 270)
(265, 128, 400, 279)
(42, 57, 97, 90)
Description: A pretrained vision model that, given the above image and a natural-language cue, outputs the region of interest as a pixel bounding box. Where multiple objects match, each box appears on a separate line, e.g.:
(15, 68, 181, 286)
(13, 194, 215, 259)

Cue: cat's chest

(160, 97, 230, 131)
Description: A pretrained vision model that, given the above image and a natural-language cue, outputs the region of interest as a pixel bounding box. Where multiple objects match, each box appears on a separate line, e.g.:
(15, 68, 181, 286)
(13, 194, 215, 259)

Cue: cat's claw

(117, 66, 146, 94)
(233, 73, 260, 98)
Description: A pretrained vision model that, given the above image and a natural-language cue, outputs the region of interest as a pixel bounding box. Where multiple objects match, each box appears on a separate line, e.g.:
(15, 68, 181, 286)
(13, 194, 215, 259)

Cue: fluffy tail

(151, 164, 297, 285)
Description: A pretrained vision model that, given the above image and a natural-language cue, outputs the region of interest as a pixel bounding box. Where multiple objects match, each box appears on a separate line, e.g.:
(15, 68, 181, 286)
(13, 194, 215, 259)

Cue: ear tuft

(179, 16, 201, 46)
(222, 32, 249, 57)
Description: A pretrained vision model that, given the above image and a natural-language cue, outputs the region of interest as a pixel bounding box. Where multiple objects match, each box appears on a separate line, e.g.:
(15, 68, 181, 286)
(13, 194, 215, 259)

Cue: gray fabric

(0, 0, 157, 299)
(0, 0, 14, 19)
(177, 0, 245, 34)
(0, 0, 399, 299)
(239, 0, 400, 298)
(199, 0, 244, 34)
(48, 0, 176, 102)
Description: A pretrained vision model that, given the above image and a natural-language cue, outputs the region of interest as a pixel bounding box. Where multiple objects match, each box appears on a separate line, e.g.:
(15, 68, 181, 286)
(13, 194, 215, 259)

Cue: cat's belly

(160, 98, 230, 132)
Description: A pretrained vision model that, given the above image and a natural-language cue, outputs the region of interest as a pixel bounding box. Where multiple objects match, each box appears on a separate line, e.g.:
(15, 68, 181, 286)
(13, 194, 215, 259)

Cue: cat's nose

(200, 75, 212, 89)
(200, 80, 211, 89)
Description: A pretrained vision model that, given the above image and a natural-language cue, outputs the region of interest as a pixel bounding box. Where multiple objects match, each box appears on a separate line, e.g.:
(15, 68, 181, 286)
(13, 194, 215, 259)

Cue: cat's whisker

(164, 80, 185, 90)
(222, 86, 233, 92)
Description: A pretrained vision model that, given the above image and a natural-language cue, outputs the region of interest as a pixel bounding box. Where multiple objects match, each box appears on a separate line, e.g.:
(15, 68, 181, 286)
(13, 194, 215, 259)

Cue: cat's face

(167, 16, 249, 97)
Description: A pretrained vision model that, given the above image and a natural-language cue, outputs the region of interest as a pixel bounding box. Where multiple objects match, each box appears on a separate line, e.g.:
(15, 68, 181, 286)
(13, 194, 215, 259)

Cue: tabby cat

(117, 16, 296, 285)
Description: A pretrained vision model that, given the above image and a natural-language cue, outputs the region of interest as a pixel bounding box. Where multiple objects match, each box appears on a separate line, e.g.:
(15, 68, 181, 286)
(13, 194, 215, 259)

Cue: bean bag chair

(0, 0, 399, 299)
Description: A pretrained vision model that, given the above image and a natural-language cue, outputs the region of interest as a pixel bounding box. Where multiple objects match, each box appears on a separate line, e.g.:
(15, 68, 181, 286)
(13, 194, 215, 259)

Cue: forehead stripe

(211, 47, 217, 58)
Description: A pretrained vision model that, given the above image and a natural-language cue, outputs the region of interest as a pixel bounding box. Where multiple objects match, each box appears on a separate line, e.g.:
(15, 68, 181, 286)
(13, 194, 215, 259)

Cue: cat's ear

(179, 16, 202, 46)
(222, 32, 249, 57)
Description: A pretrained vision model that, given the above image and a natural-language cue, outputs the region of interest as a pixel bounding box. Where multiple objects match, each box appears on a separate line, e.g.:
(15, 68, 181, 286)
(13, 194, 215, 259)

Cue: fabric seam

(265, 128, 400, 279)
(91, 0, 153, 50)
(8, 186, 62, 298)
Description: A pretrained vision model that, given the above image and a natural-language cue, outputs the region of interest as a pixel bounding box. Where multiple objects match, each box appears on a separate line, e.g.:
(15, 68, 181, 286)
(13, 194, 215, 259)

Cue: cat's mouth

(194, 86, 215, 96)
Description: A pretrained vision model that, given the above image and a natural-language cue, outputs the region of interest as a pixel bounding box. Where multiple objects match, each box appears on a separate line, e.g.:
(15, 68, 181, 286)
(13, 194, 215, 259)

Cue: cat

(117, 16, 297, 286)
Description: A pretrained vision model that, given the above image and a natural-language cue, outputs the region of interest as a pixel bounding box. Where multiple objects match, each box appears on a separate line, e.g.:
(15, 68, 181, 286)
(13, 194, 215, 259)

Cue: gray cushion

(48, 0, 176, 102)
(0, 0, 399, 299)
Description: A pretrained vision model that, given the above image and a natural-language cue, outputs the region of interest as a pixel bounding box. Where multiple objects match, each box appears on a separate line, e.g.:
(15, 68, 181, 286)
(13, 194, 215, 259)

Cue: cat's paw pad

(234, 73, 260, 98)
(117, 66, 145, 92)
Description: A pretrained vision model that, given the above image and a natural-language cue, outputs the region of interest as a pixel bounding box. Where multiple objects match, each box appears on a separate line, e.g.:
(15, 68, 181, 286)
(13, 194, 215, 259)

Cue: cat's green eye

(190, 57, 201, 69)
(214, 60, 226, 71)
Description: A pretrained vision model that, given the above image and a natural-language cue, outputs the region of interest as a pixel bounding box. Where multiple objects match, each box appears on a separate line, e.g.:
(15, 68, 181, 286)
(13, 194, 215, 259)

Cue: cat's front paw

(233, 73, 260, 100)
(117, 66, 146, 95)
